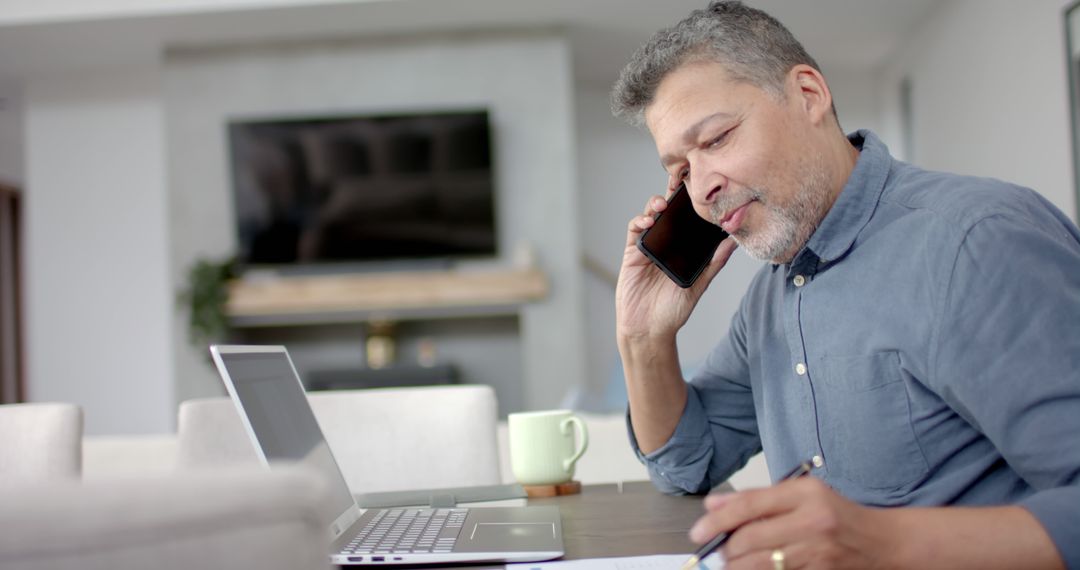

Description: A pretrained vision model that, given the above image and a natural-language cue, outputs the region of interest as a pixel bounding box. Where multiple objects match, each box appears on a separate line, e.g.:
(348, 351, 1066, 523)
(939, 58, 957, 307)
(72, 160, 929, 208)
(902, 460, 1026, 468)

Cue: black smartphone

(636, 183, 729, 288)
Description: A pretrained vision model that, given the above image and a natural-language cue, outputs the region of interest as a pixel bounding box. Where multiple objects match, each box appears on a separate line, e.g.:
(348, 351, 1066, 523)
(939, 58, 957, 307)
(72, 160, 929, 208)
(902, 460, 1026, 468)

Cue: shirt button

(795, 362, 807, 376)
(793, 275, 806, 287)
(812, 455, 824, 468)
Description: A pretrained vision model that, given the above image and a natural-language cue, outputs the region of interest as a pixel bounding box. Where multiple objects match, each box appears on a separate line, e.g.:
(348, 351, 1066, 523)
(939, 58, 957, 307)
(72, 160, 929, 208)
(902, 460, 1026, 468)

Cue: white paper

(507, 553, 724, 570)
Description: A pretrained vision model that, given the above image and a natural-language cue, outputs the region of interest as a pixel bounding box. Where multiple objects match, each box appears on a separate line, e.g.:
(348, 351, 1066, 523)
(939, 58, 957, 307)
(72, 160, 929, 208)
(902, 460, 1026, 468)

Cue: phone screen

(636, 183, 729, 288)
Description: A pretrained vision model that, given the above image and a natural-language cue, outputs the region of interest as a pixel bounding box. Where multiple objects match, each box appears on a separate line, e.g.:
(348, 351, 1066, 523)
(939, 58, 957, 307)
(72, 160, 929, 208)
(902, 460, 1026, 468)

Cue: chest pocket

(813, 351, 928, 490)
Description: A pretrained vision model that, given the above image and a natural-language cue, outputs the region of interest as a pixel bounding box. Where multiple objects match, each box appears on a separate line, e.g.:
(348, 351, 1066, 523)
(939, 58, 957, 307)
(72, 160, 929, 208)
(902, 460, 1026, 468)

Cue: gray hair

(611, 1, 825, 126)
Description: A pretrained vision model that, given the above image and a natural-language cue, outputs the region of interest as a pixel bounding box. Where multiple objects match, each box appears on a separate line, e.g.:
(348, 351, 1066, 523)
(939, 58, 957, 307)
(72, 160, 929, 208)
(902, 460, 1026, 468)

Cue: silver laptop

(209, 345, 564, 566)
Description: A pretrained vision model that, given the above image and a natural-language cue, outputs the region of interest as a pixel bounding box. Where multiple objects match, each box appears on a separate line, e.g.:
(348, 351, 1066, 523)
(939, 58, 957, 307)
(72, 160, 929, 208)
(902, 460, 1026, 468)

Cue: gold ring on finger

(771, 548, 785, 570)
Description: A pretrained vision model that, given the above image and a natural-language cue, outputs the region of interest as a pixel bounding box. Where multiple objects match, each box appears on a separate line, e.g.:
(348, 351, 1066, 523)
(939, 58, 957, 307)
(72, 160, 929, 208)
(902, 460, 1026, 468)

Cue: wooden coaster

(522, 480, 582, 498)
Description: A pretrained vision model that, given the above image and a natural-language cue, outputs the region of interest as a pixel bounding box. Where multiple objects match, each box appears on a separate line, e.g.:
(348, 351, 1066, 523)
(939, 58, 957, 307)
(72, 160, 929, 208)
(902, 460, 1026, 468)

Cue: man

(611, 2, 1079, 569)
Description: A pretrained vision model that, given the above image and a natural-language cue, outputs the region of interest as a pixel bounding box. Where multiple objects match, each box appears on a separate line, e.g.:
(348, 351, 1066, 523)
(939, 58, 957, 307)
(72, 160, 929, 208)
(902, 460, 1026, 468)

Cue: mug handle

(560, 415, 589, 471)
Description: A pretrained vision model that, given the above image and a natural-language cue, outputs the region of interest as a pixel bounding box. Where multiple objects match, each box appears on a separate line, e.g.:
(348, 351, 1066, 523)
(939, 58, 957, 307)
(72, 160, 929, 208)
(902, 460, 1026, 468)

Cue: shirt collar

(790, 129, 892, 272)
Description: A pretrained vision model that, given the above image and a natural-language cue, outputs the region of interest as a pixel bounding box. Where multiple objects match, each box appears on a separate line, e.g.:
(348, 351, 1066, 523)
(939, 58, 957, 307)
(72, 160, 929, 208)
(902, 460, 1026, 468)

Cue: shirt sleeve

(929, 200, 1080, 569)
(627, 297, 763, 495)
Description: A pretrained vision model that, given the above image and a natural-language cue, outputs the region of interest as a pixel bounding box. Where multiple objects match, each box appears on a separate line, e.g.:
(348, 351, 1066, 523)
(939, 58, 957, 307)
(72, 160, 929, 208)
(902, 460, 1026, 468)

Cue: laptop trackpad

(468, 522, 557, 550)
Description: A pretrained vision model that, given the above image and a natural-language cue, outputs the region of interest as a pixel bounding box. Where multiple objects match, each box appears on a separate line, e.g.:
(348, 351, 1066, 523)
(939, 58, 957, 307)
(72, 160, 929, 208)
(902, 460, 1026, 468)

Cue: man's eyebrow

(659, 112, 734, 170)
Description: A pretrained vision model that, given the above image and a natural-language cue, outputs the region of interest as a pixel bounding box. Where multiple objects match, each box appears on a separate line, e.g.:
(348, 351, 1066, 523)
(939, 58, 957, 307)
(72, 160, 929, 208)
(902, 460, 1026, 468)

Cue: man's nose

(687, 170, 722, 206)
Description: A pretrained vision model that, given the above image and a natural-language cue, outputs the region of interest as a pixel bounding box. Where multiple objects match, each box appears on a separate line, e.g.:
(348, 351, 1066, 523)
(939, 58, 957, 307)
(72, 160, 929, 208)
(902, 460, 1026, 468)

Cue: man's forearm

(886, 505, 1063, 569)
(618, 333, 688, 454)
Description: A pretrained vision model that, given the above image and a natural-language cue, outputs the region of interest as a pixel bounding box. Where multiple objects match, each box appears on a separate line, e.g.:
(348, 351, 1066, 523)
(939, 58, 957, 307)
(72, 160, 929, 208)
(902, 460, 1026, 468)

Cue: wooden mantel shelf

(225, 268, 549, 327)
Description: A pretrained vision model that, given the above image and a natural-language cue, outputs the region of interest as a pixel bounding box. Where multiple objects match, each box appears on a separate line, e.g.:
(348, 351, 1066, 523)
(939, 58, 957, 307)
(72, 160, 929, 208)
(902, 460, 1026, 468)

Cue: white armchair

(82, 434, 178, 478)
(0, 402, 82, 481)
(178, 385, 502, 493)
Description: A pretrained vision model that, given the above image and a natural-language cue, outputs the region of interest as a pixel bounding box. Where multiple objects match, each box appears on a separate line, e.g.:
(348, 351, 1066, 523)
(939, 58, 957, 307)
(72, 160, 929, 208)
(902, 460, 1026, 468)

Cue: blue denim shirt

(630, 130, 1080, 567)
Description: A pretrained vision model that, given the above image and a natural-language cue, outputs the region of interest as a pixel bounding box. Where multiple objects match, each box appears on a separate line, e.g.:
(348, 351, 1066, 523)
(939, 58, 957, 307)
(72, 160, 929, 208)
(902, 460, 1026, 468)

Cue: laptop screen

(217, 350, 356, 523)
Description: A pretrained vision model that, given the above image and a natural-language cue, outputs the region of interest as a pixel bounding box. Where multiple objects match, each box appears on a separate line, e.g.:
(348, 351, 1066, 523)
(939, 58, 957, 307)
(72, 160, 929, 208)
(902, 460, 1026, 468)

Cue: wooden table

(526, 481, 722, 559)
(355, 481, 733, 569)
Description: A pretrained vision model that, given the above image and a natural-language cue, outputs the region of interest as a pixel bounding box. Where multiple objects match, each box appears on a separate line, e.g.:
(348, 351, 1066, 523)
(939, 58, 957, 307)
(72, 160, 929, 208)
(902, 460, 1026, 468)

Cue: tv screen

(226, 110, 496, 267)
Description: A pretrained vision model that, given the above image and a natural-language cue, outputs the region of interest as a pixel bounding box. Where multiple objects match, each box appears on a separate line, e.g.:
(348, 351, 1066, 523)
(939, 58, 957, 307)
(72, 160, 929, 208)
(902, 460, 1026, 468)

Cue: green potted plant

(178, 256, 237, 348)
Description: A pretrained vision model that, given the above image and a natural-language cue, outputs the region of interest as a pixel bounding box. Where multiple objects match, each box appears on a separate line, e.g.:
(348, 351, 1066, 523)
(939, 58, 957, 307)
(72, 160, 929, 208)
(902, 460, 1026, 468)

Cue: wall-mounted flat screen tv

(227, 110, 496, 268)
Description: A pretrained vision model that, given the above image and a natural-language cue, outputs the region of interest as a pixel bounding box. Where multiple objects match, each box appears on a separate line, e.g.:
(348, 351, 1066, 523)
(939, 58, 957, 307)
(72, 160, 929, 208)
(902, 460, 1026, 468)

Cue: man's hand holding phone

(615, 183, 737, 344)
(616, 184, 736, 454)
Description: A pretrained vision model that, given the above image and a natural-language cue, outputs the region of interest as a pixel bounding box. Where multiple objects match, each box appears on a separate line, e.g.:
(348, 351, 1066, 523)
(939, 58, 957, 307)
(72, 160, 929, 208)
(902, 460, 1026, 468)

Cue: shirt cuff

(1019, 486, 1080, 569)
(625, 386, 715, 494)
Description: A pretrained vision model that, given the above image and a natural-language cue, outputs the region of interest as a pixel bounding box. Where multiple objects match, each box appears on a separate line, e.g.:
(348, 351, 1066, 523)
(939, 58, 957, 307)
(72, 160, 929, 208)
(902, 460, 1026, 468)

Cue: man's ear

(787, 64, 833, 126)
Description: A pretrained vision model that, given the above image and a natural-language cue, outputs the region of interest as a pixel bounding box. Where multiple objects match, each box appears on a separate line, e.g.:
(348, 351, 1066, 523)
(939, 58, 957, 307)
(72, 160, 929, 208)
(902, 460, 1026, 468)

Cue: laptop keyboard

(341, 508, 468, 554)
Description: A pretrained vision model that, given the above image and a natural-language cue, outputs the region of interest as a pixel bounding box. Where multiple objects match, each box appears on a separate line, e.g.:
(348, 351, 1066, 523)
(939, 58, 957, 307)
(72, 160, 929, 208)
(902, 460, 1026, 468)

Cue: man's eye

(679, 168, 689, 181)
(707, 126, 736, 149)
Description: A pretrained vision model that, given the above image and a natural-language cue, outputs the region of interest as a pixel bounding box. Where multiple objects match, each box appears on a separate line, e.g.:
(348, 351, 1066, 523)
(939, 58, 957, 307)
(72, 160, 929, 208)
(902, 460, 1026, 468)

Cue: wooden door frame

(0, 183, 24, 403)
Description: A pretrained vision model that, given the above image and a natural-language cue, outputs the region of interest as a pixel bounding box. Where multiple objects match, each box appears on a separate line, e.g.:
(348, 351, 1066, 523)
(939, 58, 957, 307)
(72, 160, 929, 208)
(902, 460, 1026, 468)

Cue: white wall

(574, 83, 660, 409)
(23, 66, 173, 434)
(573, 67, 884, 409)
(0, 81, 23, 187)
(826, 67, 884, 143)
(163, 33, 587, 412)
(879, 0, 1075, 220)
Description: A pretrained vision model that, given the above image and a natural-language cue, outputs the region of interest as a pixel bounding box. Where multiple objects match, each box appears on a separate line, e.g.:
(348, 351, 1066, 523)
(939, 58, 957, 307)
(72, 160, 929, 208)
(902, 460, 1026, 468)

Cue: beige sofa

(0, 467, 331, 570)
(0, 402, 331, 570)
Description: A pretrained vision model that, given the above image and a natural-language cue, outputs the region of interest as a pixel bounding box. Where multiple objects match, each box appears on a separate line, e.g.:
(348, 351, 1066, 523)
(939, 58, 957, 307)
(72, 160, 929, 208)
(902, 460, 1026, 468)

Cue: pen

(679, 459, 815, 570)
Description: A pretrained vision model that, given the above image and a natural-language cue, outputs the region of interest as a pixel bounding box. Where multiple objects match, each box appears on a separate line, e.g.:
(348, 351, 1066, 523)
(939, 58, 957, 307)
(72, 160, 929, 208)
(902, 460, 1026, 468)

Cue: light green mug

(508, 409, 589, 486)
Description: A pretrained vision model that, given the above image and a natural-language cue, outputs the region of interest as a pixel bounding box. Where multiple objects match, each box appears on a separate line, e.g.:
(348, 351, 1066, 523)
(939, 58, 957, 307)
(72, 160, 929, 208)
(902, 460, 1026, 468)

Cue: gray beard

(710, 161, 833, 264)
